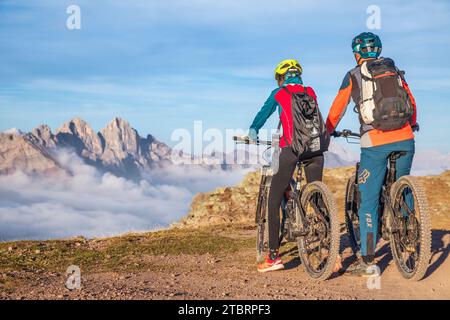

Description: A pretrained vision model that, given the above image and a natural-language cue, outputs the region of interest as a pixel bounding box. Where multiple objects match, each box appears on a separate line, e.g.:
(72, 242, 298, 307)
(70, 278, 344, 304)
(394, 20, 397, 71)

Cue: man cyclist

(244, 59, 326, 273)
(326, 32, 418, 276)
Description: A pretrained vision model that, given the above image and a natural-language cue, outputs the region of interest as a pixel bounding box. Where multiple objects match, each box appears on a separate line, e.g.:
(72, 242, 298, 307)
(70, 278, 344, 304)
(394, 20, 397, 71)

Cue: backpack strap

(279, 86, 294, 148)
(282, 86, 292, 95)
(283, 85, 309, 96)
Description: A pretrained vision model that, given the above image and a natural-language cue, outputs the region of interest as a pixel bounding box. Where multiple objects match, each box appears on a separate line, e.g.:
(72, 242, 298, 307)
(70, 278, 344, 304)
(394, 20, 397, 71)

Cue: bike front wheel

(297, 181, 340, 280)
(344, 174, 361, 257)
(256, 191, 270, 263)
(389, 175, 431, 281)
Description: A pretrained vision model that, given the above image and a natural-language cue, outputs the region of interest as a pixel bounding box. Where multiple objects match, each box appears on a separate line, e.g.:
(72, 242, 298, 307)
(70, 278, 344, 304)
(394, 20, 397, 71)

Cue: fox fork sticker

(358, 169, 371, 184)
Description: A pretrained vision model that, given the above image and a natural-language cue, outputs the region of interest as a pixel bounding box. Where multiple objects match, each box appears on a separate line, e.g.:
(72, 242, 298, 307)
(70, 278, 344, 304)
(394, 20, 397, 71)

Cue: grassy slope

(0, 225, 254, 275)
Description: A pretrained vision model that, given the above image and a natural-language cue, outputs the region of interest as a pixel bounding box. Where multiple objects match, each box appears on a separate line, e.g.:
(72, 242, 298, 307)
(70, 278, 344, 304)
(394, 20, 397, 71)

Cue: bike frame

(282, 162, 311, 240)
(381, 152, 408, 236)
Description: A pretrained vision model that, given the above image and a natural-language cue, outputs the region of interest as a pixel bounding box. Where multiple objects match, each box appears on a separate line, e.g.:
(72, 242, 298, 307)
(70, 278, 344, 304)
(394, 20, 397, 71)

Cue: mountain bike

(233, 136, 340, 280)
(334, 129, 431, 280)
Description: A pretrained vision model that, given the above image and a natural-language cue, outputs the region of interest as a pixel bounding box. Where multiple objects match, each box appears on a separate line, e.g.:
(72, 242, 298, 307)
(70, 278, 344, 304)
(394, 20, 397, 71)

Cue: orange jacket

(326, 60, 417, 147)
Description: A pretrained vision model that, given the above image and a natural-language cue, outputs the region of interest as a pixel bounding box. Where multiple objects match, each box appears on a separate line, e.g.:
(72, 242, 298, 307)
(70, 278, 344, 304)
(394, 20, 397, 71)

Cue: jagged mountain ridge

(1, 118, 172, 177)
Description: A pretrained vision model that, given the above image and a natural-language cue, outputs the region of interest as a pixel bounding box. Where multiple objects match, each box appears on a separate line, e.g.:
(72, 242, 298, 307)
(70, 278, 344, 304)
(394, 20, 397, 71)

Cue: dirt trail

(1, 227, 449, 300)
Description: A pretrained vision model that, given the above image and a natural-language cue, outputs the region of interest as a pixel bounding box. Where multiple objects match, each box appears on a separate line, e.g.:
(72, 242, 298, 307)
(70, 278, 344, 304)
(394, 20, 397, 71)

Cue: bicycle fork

(255, 166, 272, 225)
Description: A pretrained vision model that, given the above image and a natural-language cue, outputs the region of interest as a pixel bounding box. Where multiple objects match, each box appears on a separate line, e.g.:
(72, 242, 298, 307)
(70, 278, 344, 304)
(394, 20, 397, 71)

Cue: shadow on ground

(339, 229, 450, 279)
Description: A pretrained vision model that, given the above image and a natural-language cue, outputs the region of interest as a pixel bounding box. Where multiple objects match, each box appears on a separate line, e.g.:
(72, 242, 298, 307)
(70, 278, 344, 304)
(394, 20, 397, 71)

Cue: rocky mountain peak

(56, 118, 97, 139)
(100, 117, 140, 162)
(31, 124, 55, 148)
(55, 118, 102, 161)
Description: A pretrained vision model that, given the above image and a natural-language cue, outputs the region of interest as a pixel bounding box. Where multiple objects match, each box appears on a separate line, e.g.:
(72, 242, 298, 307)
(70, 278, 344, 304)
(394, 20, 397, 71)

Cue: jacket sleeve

(249, 88, 279, 136)
(402, 79, 417, 126)
(326, 72, 353, 133)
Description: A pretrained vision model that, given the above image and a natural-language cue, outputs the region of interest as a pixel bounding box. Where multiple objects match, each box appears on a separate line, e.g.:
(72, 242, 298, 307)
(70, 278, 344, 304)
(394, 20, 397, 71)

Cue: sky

(1, 0, 450, 153)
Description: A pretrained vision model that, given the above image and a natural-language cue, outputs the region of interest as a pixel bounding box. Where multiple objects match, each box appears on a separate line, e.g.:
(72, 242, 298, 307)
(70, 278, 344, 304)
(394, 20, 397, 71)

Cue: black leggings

(268, 147, 324, 250)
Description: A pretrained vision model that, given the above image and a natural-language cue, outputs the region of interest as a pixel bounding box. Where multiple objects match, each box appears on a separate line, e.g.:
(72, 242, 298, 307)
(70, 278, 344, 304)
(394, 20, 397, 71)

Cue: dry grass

(0, 224, 254, 274)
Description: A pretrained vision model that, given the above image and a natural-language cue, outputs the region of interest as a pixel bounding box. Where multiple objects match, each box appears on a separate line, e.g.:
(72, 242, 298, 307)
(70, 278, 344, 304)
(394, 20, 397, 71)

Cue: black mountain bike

(335, 129, 431, 280)
(233, 136, 340, 280)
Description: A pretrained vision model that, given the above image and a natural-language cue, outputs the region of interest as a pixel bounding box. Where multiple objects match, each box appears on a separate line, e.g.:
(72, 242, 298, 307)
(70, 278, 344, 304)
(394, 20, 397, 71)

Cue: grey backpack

(359, 58, 413, 131)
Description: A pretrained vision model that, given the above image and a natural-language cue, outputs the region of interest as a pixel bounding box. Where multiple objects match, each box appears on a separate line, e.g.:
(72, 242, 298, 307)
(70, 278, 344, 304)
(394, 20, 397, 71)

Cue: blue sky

(1, 0, 450, 153)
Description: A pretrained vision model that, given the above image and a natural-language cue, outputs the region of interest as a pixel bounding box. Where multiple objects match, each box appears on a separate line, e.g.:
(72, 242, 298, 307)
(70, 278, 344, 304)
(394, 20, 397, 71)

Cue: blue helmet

(352, 32, 382, 59)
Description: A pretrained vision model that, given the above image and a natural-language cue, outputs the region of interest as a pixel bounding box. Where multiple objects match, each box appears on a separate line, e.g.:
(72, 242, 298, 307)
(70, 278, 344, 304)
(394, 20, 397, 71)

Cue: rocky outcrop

(0, 132, 64, 175)
(177, 171, 261, 227)
(177, 167, 450, 229)
(176, 167, 353, 228)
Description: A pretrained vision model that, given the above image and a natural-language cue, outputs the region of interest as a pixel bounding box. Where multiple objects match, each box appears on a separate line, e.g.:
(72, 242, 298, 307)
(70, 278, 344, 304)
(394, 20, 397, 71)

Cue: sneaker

(346, 259, 377, 277)
(257, 254, 284, 273)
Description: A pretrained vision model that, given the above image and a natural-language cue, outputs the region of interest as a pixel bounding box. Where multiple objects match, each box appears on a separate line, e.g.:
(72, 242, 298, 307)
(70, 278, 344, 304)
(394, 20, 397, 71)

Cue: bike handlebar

(233, 136, 272, 146)
(332, 130, 361, 139)
(334, 124, 419, 138)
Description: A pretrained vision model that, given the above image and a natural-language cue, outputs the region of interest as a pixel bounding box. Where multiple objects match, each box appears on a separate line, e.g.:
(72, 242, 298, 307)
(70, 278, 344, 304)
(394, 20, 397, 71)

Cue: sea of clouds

(0, 151, 249, 241)
(0, 144, 448, 241)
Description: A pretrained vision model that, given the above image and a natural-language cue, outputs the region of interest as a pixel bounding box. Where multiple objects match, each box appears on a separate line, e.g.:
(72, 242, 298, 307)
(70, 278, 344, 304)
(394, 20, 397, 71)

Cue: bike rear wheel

(297, 181, 340, 280)
(345, 174, 361, 257)
(389, 175, 431, 281)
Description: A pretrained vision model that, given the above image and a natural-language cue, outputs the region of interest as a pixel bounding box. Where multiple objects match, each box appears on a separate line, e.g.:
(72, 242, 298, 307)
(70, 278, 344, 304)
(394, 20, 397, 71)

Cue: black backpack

(282, 86, 330, 157)
(359, 58, 413, 131)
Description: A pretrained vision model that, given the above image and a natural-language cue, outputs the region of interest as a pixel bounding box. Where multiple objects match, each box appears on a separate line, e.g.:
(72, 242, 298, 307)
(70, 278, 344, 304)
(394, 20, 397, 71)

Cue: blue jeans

(358, 139, 415, 259)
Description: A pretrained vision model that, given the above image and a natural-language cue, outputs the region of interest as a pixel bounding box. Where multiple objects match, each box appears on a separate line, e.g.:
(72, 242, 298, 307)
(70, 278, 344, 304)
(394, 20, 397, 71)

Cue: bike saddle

(389, 151, 407, 160)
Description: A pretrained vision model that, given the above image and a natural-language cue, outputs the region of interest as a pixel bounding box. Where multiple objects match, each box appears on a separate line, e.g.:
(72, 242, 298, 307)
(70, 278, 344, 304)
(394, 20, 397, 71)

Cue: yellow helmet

(274, 59, 302, 80)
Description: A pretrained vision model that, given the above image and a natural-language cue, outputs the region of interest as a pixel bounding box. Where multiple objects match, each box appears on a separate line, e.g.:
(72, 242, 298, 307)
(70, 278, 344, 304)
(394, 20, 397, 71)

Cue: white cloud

(0, 150, 247, 241)
(2, 128, 23, 135)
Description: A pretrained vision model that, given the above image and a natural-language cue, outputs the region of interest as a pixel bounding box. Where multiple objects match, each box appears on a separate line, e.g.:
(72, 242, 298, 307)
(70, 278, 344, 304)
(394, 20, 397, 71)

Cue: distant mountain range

(0, 118, 171, 178)
(0, 117, 357, 178)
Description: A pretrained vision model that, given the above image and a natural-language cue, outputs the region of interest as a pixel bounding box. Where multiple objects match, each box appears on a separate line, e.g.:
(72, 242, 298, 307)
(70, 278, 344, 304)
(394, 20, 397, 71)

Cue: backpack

(359, 57, 413, 131)
(282, 86, 330, 157)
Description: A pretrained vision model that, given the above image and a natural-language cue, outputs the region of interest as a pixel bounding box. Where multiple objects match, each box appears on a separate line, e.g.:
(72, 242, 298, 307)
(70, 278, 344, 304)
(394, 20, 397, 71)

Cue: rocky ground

(1, 168, 449, 300)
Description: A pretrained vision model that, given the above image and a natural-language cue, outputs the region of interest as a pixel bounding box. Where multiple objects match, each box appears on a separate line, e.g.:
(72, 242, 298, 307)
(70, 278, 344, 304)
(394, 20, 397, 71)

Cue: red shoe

(257, 254, 284, 273)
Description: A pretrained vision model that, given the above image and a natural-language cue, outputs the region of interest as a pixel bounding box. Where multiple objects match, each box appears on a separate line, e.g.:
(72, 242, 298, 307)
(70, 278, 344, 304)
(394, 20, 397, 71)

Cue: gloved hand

(411, 123, 420, 132)
(248, 128, 258, 141)
(330, 130, 339, 138)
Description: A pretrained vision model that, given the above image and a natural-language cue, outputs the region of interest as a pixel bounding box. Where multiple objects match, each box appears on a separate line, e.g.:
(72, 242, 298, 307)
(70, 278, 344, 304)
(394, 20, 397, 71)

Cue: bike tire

(297, 181, 340, 281)
(344, 174, 361, 257)
(389, 175, 431, 281)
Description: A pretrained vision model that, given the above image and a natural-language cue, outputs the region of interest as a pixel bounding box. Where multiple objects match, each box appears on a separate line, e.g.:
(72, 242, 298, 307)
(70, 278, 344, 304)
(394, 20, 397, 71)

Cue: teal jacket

(249, 76, 303, 139)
